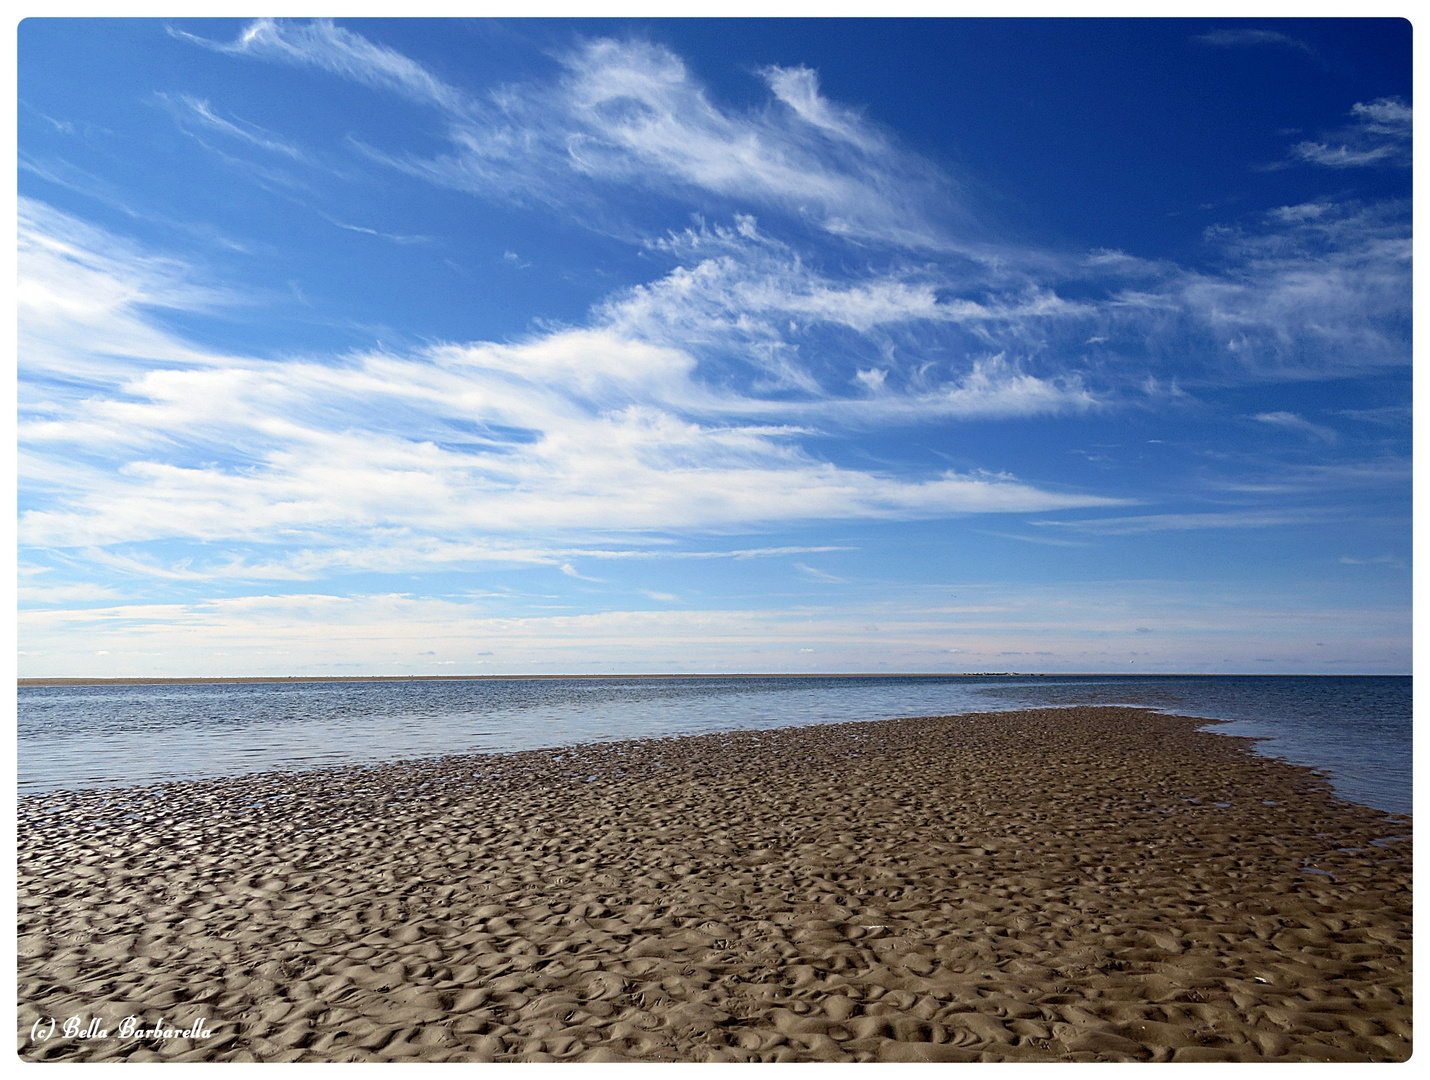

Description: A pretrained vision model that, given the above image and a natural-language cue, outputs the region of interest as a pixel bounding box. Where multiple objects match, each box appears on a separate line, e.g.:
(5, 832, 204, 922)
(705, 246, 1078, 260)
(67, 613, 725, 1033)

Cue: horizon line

(17, 671, 1407, 687)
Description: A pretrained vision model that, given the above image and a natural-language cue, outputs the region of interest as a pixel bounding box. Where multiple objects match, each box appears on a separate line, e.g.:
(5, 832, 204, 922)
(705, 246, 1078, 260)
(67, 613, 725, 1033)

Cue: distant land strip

(17, 672, 1369, 687)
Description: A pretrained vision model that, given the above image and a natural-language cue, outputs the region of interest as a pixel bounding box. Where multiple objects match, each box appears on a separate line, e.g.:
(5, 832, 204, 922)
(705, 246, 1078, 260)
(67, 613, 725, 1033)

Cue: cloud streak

(1029, 509, 1329, 535)
(182, 21, 962, 250)
(158, 92, 310, 161)
(19, 200, 1121, 585)
(173, 18, 468, 113)
(1252, 411, 1339, 444)
(1289, 98, 1411, 169)
(1195, 29, 1317, 57)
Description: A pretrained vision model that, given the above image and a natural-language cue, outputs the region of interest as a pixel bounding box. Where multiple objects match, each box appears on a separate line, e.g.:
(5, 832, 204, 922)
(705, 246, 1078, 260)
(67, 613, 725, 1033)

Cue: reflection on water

(18, 674, 1410, 816)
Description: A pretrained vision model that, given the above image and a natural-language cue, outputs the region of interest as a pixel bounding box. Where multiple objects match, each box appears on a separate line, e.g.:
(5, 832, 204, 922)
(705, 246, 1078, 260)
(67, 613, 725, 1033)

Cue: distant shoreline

(17, 671, 1397, 687)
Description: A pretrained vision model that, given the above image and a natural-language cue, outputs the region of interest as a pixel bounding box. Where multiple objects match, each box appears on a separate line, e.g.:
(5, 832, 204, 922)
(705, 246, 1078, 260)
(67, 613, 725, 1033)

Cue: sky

(16, 16, 1412, 677)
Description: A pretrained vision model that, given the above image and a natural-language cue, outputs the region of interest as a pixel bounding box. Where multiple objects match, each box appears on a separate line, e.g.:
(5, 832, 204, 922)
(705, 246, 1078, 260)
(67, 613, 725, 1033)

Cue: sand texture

(17, 707, 1412, 1062)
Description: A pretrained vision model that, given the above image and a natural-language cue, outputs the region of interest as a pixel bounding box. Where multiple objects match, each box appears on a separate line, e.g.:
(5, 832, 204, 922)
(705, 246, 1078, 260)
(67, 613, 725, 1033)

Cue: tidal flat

(17, 706, 1412, 1062)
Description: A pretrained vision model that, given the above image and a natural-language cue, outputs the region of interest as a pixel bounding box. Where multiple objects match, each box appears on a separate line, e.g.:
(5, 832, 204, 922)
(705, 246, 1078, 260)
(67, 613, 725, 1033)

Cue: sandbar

(16, 706, 1412, 1062)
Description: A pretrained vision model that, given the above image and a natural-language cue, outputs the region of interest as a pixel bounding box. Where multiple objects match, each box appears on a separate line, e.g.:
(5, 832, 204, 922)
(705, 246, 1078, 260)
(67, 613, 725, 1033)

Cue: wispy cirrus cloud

(178, 21, 961, 250)
(96, 540, 864, 590)
(1334, 405, 1411, 427)
(171, 18, 468, 113)
(16, 580, 127, 606)
(1028, 509, 1330, 535)
(19, 200, 1121, 584)
(621, 198, 1408, 394)
(1119, 200, 1411, 380)
(17, 196, 241, 385)
(976, 530, 1090, 548)
(157, 92, 310, 161)
(1252, 411, 1339, 444)
(794, 561, 847, 584)
(1288, 97, 1411, 169)
(559, 563, 604, 582)
(1340, 554, 1405, 568)
(317, 212, 433, 245)
(1208, 456, 1410, 497)
(604, 216, 1100, 413)
(163, 22, 1409, 390)
(1194, 28, 1317, 57)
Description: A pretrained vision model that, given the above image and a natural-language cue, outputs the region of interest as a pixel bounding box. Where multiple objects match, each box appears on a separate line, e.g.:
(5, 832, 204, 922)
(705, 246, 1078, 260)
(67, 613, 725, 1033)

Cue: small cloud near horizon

(1194, 29, 1317, 58)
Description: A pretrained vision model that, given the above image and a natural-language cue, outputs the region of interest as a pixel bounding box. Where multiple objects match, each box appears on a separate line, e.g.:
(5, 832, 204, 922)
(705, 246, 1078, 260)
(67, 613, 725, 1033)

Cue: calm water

(17, 675, 1411, 816)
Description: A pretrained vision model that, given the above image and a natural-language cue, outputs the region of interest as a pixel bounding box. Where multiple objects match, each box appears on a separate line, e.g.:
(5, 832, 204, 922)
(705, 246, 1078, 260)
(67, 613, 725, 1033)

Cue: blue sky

(17, 17, 1411, 676)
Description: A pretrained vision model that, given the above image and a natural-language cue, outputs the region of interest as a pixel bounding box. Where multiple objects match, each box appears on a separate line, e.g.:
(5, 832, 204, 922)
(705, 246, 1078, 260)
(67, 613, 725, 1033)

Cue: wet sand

(17, 707, 1412, 1062)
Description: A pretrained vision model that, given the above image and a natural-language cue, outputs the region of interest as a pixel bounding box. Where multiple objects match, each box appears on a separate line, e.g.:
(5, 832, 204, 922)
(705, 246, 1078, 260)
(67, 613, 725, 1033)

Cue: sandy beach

(17, 706, 1412, 1062)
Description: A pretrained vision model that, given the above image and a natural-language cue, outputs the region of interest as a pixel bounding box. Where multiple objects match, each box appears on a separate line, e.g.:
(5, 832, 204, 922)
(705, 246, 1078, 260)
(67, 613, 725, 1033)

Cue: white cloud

(559, 563, 603, 582)
(886, 355, 1097, 421)
(159, 93, 309, 161)
(1352, 98, 1413, 127)
(622, 200, 1407, 401)
(18, 201, 1121, 585)
(320, 214, 431, 245)
(175, 18, 467, 113)
(16, 582, 126, 605)
(1252, 410, 1339, 444)
(579, 545, 854, 561)
(761, 65, 883, 153)
(17, 198, 239, 383)
(606, 219, 1101, 415)
(1340, 555, 1405, 568)
(1290, 97, 1411, 169)
(1029, 510, 1326, 535)
(32, 176, 1403, 595)
(170, 24, 1409, 387)
(1210, 456, 1410, 497)
(182, 21, 958, 250)
(1294, 144, 1397, 168)
(794, 562, 847, 584)
(1145, 200, 1411, 378)
(630, 217, 1090, 340)
(1194, 29, 1316, 56)
(976, 530, 1090, 548)
(1335, 405, 1411, 427)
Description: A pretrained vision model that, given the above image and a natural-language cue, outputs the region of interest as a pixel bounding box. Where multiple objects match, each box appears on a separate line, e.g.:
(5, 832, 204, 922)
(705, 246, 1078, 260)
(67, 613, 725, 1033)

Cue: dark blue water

(17, 675, 1410, 816)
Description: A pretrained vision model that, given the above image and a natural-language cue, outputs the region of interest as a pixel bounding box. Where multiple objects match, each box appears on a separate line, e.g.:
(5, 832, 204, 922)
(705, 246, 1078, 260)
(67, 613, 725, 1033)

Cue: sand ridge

(16, 706, 1412, 1062)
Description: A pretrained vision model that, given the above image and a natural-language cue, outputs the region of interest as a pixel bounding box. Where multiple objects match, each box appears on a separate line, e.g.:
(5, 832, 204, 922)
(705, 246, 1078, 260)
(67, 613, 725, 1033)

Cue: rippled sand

(17, 707, 1412, 1062)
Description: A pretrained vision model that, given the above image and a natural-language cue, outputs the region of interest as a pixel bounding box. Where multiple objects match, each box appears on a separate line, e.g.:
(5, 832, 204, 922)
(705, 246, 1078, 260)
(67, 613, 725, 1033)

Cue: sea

(16, 674, 1412, 817)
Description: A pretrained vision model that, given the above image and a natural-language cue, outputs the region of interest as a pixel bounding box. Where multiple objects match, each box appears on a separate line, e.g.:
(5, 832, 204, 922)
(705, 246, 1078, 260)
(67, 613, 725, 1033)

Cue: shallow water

(17, 674, 1410, 815)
